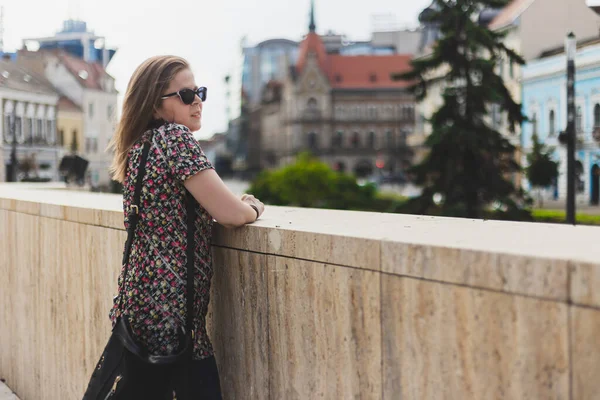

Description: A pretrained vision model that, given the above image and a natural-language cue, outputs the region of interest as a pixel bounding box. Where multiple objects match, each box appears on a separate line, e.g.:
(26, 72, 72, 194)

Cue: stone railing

(1, 183, 599, 399)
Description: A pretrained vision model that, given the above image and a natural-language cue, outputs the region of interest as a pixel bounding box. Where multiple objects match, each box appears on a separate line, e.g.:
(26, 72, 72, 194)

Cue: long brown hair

(108, 55, 190, 183)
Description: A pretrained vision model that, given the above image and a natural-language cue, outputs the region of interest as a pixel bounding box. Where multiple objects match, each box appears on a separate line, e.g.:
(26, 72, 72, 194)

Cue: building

(521, 37, 600, 206)
(0, 60, 60, 182)
(15, 20, 118, 188)
(22, 19, 116, 68)
(57, 96, 84, 154)
(225, 2, 417, 176)
(411, 0, 600, 187)
(256, 2, 415, 177)
(16, 48, 118, 188)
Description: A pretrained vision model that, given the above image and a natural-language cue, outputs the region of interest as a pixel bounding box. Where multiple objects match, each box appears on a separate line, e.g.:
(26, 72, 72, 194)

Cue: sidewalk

(0, 380, 19, 400)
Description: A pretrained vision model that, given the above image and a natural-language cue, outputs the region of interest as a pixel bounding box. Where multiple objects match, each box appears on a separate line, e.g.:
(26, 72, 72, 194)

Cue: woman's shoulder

(153, 122, 194, 146)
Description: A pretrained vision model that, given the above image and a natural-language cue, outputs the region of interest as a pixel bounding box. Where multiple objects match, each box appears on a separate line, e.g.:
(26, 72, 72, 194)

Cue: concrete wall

(1, 184, 600, 399)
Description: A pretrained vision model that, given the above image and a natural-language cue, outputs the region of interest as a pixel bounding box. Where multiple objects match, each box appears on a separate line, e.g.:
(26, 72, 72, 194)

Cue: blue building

(521, 37, 600, 206)
(22, 20, 116, 68)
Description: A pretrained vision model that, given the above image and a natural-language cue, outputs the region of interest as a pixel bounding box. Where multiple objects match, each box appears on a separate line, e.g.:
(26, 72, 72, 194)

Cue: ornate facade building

(256, 4, 416, 178)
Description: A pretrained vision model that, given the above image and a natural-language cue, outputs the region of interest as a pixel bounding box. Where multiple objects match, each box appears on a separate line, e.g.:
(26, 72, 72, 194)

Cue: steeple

(309, 0, 316, 33)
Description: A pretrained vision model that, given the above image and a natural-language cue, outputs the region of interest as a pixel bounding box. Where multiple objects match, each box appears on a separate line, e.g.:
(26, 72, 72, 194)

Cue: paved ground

(0, 380, 19, 400)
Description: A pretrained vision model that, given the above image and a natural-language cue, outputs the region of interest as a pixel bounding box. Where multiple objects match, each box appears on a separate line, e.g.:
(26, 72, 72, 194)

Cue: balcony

(1, 183, 599, 399)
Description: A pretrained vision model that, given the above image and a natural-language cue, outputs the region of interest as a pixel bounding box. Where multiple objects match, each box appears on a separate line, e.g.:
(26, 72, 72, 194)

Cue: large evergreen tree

(394, 0, 531, 220)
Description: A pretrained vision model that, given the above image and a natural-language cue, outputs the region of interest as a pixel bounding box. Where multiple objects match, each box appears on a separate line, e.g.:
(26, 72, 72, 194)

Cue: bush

(248, 152, 406, 212)
(532, 210, 600, 226)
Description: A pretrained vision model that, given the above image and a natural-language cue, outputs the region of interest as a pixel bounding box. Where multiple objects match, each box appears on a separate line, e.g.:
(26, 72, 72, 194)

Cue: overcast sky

(2, 0, 431, 138)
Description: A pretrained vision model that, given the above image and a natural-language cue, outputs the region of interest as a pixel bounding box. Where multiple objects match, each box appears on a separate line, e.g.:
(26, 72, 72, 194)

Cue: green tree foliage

(393, 0, 532, 221)
(248, 152, 405, 212)
(526, 133, 559, 206)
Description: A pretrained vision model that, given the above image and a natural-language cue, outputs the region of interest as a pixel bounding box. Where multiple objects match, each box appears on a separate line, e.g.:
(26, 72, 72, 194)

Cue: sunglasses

(161, 87, 207, 105)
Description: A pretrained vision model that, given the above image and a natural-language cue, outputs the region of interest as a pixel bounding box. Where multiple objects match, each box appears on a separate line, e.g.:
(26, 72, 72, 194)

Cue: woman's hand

(241, 194, 265, 220)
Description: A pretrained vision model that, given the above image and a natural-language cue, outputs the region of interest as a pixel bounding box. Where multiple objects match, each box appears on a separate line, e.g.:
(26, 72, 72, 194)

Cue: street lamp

(565, 32, 576, 225)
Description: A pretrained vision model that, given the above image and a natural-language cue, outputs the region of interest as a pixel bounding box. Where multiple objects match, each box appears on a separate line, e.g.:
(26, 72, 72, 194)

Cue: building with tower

(253, 0, 416, 177)
(225, 1, 416, 177)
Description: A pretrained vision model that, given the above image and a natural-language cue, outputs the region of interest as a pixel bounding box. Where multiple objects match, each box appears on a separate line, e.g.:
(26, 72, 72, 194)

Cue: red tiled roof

(55, 50, 113, 91)
(295, 30, 413, 90)
(296, 32, 329, 74)
(489, 0, 535, 30)
(57, 95, 82, 112)
(327, 54, 413, 89)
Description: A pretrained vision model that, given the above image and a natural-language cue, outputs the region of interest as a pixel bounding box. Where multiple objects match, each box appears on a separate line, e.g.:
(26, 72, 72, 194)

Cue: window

(14, 117, 22, 143)
(386, 130, 394, 147)
(594, 104, 600, 128)
(46, 120, 55, 144)
(36, 119, 44, 142)
(532, 113, 538, 136)
(549, 110, 556, 136)
(576, 106, 583, 133)
(89, 102, 94, 119)
(3, 114, 11, 142)
(108, 105, 114, 120)
(333, 130, 344, 147)
(351, 132, 361, 148)
(368, 131, 376, 149)
(59, 129, 65, 146)
(308, 132, 318, 149)
(70, 130, 79, 152)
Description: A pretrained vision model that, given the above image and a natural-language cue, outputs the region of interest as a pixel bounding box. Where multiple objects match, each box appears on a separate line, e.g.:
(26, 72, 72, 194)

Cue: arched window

(549, 110, 555, 136)
(307, 98, 318, 110)
(594, 104, 600, 128)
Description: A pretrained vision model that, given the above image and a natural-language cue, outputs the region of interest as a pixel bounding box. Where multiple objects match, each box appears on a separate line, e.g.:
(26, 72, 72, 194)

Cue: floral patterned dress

(109, 122, 215, 360)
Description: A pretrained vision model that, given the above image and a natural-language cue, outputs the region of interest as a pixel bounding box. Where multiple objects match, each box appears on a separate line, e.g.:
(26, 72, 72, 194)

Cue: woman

(104, 55, 264, 399)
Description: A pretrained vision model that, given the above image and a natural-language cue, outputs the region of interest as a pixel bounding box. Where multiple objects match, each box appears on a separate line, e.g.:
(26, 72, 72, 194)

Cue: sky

(1, 0, 432, 139)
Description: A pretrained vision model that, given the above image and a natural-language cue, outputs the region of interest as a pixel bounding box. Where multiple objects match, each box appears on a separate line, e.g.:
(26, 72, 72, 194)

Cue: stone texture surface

(0, 380, 20, 400)
(571, 306, 600, 400)
(382, 276, 569, 400)
(208, 247, 270, 400)
(2, 185, 599, 400)
(267, 257, 382, 399)
(570, 261, 600, 307)
(267, 229, 382, 271)
(382, 242, 570, 300)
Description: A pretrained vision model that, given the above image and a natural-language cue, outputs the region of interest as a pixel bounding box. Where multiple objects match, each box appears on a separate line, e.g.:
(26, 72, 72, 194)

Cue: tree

(393, 0, 531, 220)
(248, 152, 406, 212)
(526, 133, 559, 207)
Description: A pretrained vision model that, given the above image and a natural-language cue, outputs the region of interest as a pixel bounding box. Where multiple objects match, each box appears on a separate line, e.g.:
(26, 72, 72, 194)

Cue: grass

(531, 209, 600, 226)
